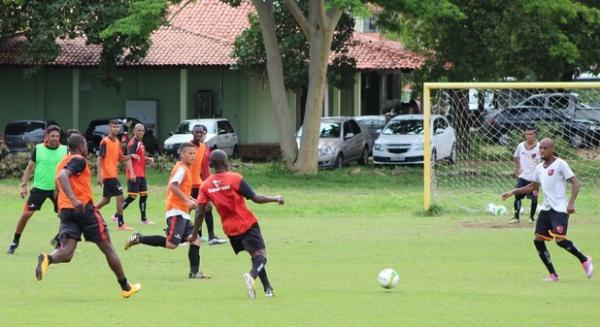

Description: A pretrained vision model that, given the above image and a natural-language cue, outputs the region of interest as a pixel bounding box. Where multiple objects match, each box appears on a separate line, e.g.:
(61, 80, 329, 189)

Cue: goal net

(423, 82, 600, 215)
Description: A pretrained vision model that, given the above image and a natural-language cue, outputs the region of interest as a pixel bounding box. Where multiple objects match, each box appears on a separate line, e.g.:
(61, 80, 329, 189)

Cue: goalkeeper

(510, 127, 540, 224)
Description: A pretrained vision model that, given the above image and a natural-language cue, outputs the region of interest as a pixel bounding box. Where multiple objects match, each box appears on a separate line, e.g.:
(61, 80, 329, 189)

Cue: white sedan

(373, 114, 456, 165)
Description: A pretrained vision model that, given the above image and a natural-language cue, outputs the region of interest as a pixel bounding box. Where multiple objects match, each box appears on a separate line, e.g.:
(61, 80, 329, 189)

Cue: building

(0, 0, 424, 154)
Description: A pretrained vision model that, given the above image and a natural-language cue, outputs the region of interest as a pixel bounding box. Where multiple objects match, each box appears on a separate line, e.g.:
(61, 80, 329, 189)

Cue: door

(217, 120, 237, 156)
(344, 120, 363, 161)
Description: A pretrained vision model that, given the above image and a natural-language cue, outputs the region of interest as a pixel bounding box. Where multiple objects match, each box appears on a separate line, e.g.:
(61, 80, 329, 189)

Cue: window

(522, 96, 545, 107)
(434, 118, 448, 131)
(218, 121, 235, 134)
(349, 120, 362, 135)
(548, 96, 571, 110)
(343, 121, 353, 137)
(5, 121, 46, 135)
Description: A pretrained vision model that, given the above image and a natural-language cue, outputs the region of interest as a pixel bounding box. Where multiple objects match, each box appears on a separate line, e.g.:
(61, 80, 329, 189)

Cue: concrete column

(72, 69, 80, 129)
(179, 68, 188, 121)
(379, 74, 387, 114)
(353, 72, 362, 116)
(332, 87, 341, 116)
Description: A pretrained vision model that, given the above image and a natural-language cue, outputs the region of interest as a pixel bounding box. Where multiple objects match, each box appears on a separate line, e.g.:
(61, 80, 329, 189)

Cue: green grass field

(1, 163, 599, 326)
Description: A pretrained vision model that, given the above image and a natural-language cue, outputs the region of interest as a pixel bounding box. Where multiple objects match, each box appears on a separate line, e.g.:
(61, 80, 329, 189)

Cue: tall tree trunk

(252, 0, 298, 166)
(294, 27, 334, 174)
(450, 89, 471, 153)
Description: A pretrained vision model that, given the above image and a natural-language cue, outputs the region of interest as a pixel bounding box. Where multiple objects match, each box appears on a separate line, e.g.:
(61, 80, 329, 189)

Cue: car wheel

(498, 133, 510, 146)
(334, 153, 344, 169)
(449, 144, 457, 164)
(231, 145, 240, 158)
(569, 134, 584, 148)
(358, 147, 369, 165)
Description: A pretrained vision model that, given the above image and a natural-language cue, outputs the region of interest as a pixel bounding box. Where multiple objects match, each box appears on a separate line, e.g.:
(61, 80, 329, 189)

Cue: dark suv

(84, 117, 142, 152)
(482, 107, 600, 147)
(4, 120, 64, 152)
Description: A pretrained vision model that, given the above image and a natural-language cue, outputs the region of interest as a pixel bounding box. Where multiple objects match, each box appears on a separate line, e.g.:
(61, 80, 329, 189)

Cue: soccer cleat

(265, 288, 275, 298)
(189, 272, 211, 279)
(124, 232, 141, 250)
(528, 217, 535, 224)
(208, 237, 227, 245)
(509, 218, 520, 224)
(542, 273, 559, 282)
(121, 283, 142, 298)
(141, 220, 156, 225)
(582, 256, 594, 278)
(7, 242, 18, 255)
(117, 224, 134, 231)
(35, 253, 50, 281)
(243, 273, 256, 300)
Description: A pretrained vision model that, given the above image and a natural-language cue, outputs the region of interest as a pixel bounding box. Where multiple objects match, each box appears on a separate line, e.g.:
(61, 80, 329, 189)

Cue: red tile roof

(0, 0, 423, 70)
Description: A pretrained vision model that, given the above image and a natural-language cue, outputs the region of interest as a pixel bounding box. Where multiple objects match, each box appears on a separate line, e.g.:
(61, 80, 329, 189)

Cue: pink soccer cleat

(542, 273, 559, 282)
(582, 256, 594, 278)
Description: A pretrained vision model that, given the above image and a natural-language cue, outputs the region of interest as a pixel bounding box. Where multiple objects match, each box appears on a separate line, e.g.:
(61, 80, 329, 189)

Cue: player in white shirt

(510, 127, 541, 224)
(502, 138, 593, 282)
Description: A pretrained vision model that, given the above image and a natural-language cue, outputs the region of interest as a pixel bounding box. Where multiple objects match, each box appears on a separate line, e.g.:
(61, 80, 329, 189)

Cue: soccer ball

(487, 203, 507, 216)
(377, 268, 399, 289)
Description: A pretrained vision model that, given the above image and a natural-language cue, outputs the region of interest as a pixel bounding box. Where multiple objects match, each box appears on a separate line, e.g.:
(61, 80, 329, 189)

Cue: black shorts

(229, 224, 266, 255)
(59, 203, 109, 243)
(25, 187, 57, 212)
(103, 178, 123, 197)
(165, 215, 193, 246)
(127, 177, 148, 194)
(535, 209, 569, 240)
(515, 178, 537, 200)
(191, 187, 199, 199)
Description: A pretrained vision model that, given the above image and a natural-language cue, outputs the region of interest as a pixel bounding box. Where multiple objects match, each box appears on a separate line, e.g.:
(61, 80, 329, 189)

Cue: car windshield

(175, 121, 217, 134)
(297, 122, 341, 138)
(356, 118, 384, 129)
(383, 120, 424, 135)
(5, 122, 46, 135)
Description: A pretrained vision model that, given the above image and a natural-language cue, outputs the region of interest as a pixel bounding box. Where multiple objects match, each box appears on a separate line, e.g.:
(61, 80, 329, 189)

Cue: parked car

(296, 117, 371, 169)
(373, 114, 456, 165)
(481, 106, 600, 148)
(84, 117, 142, 153)
(354, 115, 385, 153)
(163, 118, 239, 157)
(4, 120, 65, 152)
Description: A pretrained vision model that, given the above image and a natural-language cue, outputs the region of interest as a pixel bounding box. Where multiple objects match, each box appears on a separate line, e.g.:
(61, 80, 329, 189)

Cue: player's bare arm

(96, 155, 103, 185)
(250, 194, 284, 205)
(501, 182, 539, 200)
(513, 157, 521, 177)
(57, 169, 83, 212)
(566, 176, 580, 214)
(126, 160, 136, 181)
(190, 204, 207, 243)
(19, 160, 35, 198)
(170, 181, 197, 210)
(119, 152, 139, 162)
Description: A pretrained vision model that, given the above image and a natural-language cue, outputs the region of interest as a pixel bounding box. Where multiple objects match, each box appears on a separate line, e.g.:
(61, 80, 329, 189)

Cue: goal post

(423, 81, 600, 212)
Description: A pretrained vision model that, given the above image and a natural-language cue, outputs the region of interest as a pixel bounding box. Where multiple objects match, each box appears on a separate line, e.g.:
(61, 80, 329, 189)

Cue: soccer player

(122, 123, 155, 224)
(191, 149, 284, 299)
(501, 138, 593, 282)
(7, 125, 67, 254)
(124, 143, 209, 279)
(190, 124, 226, 245)
(95, 119, 138, 230)
(35, 134, 141, 298)
(510, 127, 540, 224)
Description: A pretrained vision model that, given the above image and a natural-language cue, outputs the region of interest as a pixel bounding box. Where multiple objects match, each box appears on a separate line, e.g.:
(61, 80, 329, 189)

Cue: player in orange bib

(192, 149, 284, 299)
(124, 142, 209, 279)
(35, 134, 141, 298)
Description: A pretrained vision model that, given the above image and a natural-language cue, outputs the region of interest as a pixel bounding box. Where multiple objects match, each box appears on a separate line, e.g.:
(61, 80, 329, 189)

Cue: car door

(216, 120, 236, 155)
(341, 121, 355, 162)
(432, 118, 445, 157)
(348, 119, 363, 160)
(437, 117, 453, 158)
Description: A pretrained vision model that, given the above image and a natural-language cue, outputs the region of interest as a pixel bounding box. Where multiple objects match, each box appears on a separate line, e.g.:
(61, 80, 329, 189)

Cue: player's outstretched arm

(57, 169, 83, 212)
(250, 194, 284, 205)
(96, 156, 103, 185)
(190, 204, 207, 243)
(19, 160, 35, 198)
(501, 182, 538, 201)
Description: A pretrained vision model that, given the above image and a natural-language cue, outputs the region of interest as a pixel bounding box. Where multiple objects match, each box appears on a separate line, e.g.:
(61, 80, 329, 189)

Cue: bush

(0, 153, 30, 178)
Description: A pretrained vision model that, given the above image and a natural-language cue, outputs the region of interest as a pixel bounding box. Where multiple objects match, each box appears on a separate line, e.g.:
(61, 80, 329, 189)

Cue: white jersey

(513, 142, 541, 181)
(533, 158, 575, 213)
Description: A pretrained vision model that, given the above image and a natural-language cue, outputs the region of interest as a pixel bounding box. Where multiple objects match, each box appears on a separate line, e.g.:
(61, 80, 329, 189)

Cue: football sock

(530, 198, 537, 219)
(139, 195, 148, 220)
(557, 240, 587, 263)
(122, 196, 135, 209)
(205, 210, 215, 239)
(513, 198, 521, 220)
(139, 235, 166, 247)
(13, 233, 21, 244)
(258, 267, 272, 291)
(116, 214, 124, 227)
(118, 278, 130, 291)
(534, 240, 556, 274)
(250, 255, 266, 279)
(188, 244, 200, 274)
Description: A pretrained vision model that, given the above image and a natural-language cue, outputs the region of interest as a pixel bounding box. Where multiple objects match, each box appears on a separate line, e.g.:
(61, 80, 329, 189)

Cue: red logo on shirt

(547, 169, 555, 176)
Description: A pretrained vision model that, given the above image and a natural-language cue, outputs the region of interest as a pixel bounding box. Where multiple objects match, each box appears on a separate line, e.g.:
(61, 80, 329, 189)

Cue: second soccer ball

(378, 268, 399, 289)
